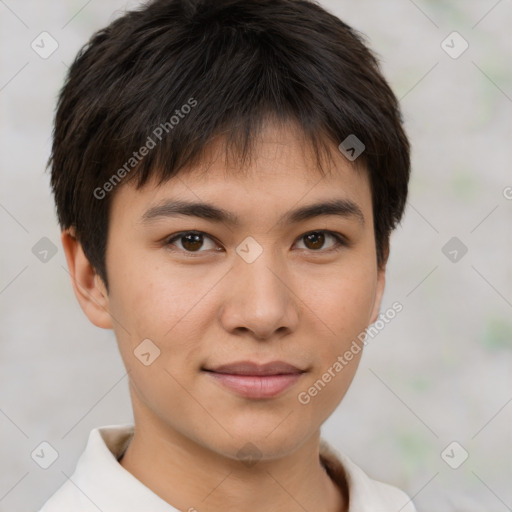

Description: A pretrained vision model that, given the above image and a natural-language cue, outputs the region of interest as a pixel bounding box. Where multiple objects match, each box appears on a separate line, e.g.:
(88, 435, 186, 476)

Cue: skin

(62, 120, 387, 512)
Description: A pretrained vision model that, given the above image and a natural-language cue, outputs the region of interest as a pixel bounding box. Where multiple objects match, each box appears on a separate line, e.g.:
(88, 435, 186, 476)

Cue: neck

(118, 417, 346, 512)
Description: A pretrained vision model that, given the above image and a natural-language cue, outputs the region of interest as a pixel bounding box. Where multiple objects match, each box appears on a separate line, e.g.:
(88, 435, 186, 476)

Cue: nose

(217, 246, 300, 341)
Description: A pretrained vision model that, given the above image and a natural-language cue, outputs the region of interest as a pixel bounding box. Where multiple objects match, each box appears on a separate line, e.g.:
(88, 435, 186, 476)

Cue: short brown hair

(49, 0, 410, 289)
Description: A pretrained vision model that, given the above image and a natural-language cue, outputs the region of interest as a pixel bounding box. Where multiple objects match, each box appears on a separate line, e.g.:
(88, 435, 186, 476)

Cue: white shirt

(38, 424, 416, 512)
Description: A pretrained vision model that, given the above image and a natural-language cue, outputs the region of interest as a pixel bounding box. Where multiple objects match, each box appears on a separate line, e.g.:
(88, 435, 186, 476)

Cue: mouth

(202, 360, 306, 399)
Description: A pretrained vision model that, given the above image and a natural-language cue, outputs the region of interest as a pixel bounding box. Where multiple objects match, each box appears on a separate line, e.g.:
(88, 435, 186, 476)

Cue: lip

(206, 360, 304, 376)
(203, 360, 306, 399)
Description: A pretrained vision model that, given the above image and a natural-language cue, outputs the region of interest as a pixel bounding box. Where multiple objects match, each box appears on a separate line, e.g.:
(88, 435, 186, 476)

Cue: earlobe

(61, 229, 113, 329)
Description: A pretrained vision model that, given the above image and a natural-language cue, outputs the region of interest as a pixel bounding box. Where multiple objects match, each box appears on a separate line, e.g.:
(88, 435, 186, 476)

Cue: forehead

(110, 121, 372, 224)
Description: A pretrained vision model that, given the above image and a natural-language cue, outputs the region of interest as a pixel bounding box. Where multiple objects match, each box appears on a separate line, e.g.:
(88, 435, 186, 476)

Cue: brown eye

(304, 231, 325, 250)
(181, 233, 204, 251)
(296, 231, 346, 252)
(167, 231, 218, 253)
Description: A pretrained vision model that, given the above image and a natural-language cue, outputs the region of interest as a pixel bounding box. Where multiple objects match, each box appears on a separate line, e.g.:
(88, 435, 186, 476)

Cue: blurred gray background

(1, 0, 511, 511)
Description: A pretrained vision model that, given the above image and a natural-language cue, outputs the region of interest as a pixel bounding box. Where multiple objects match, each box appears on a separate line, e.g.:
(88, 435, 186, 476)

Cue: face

(77, 122, 386, 461)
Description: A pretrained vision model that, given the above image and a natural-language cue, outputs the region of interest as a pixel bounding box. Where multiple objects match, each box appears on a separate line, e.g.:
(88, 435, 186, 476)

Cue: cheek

(108, 258, 215, 337)
(301, 261, 377, 342)
(107, 269, 210, 413)
(107, 262, 223, 392)
(296, 260, 376, 402)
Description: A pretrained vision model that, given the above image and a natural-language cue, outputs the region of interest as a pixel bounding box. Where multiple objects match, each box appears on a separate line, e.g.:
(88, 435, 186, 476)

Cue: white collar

(39, 424, 416, 512)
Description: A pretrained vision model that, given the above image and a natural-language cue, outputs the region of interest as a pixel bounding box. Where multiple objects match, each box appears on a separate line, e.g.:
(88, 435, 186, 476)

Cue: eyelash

(165, 230, 348, 256)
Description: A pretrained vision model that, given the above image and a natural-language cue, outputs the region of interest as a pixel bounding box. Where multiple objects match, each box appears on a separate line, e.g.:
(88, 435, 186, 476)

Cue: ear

(61, 228, 113, 329)
(369, 265, 386, 325)
(369, 244, 389, 325)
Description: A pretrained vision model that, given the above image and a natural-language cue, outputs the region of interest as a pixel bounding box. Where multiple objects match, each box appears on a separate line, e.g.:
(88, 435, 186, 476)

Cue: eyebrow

(140, 198, 365, 228)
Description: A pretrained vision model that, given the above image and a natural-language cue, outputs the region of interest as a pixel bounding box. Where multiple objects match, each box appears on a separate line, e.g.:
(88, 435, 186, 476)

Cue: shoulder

(38, 481, 88, 512)
(320, 439, 417, 512)
(37, 424, 135, 512)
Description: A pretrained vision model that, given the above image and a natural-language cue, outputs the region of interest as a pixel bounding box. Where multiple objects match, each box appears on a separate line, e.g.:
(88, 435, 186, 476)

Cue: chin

(212, 421, 311, 463)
